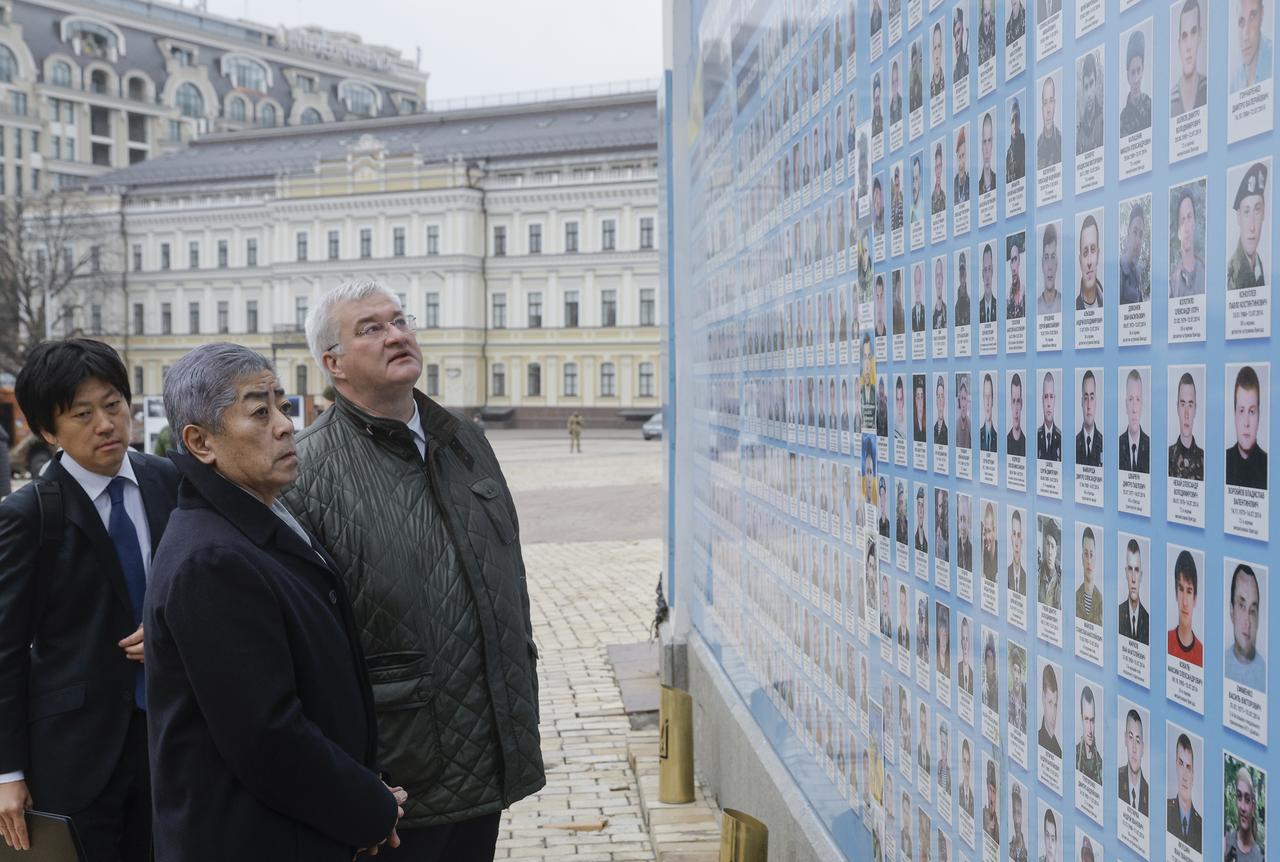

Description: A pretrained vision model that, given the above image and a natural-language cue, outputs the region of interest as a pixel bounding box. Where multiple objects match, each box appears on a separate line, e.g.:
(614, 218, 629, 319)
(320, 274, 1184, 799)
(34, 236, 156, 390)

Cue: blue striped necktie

(107, 477, 147, 710)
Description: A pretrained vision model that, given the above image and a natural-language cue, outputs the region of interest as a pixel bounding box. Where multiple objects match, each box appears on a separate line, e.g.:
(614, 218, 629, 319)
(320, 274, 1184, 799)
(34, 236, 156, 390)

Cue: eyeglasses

(327, 314, 417, 352)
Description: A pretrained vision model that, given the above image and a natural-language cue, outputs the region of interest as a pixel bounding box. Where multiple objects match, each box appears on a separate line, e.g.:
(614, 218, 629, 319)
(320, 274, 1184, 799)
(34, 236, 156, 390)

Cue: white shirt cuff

(0, 771, 24, 784)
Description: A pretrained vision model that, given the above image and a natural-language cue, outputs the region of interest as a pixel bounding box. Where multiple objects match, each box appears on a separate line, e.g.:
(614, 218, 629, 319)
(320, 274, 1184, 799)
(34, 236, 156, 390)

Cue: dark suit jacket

(1075, 427, 1103, 466)
(1119, 601, 1151, 644)
(1118, 430, 1151, 472)
(146, 453, 396, 862)
(1119, 768, 1150, 815)
(1167, 798, 1203, 851)
(0, 451, 177, 813)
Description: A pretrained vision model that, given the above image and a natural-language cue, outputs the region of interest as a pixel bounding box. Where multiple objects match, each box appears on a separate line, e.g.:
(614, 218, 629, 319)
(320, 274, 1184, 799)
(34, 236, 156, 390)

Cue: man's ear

(323, 351, 347, 383)
(39, 429, 60, 449)
(181, 424, 217, 466)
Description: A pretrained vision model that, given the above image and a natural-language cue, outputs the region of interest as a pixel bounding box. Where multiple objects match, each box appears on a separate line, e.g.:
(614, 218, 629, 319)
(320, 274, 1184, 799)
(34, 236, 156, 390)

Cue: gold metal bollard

(658, 684, 694, 803)
(719, 808, 768, 862)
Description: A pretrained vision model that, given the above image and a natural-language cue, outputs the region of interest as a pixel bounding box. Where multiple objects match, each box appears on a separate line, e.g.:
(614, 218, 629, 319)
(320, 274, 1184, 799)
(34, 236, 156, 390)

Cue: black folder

(0, 811, 84, 862)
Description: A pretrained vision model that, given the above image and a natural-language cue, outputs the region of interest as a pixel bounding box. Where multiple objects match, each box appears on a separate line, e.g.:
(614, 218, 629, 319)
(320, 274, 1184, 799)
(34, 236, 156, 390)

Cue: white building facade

(86, 90, 662, 427)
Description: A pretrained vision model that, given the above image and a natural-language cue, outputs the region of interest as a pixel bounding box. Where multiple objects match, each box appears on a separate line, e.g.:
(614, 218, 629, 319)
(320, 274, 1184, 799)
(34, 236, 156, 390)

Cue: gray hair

(163, 343, 275, 453)
(304, 278, 402, 383)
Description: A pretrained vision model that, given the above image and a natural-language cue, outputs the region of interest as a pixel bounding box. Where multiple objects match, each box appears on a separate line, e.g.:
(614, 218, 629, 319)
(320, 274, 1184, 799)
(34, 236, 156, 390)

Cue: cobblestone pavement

(491, 432, 665, 860)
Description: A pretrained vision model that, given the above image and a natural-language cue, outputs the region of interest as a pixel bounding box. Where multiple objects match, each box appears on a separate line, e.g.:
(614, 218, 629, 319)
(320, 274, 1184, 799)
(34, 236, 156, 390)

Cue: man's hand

(0, 780, 32, 851)
(119, 625, 145, 662)
(354, 784, 407, 858)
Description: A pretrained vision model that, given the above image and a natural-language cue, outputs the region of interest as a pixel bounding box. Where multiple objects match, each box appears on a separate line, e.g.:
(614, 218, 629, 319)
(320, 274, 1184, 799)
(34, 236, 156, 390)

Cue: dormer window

(300, 107, 322, 125)
(339, 80, 379, 117)
(0, 45, 16, 83)
(221, 54, 270, 92)
(228, 96, 246, 122)
(170, 45, 193, 67)
(175, 82, 204, 119)
(398, 97, 417, 115)
(296, 74, 316, 93)
(61, 18, 124, 62)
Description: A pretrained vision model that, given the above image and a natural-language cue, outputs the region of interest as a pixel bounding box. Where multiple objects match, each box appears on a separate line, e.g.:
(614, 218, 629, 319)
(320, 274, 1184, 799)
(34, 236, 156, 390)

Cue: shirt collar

(60, 449, 137, 503)
(408, 398, 427, 448)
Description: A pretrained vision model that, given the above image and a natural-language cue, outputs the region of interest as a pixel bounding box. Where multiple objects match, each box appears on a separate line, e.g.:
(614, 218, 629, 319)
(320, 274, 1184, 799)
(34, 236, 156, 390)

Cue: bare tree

(0, 191, 121, 374)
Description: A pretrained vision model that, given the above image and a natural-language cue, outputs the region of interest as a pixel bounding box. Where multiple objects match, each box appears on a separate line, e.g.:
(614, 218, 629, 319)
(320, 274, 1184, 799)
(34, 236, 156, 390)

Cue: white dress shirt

(407, 400, 427, 460)
(0, 452, 151, 786)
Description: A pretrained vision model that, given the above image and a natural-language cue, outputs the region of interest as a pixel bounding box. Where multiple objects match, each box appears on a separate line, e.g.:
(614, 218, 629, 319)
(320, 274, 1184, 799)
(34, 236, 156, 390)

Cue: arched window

(89, 69, 108, 94)
(527, 363, 542, 397)
(339, 80, 379, 117)
(51, 61, 72, 87)
(175, 82, 203, 118)
(0, 45, 18, 83)
(127, 76, 146, 101)
(300, 107, 322, 125)
(222, 55, 268, 92)
(228, 96, 245, 122)
(259, 103, 278, 127)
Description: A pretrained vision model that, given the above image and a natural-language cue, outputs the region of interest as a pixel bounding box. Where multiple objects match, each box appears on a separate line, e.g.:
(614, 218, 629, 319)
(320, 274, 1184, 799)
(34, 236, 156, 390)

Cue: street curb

(626, 728, 722, 862)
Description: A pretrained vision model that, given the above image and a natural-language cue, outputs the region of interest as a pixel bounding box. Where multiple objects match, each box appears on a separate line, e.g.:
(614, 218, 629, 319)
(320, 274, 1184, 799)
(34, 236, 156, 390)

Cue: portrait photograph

(1075, 46, 1105, 195)
(1117, 365, 1151, 473)
(1036, 657, 1063, 762)
(1074, 208, 1105, 348)
(978, 108, 999, 226)
(1117, 194, 1152, 309)
(955, 248, 973, 354)
(1165, 724, 1205, 854)
(1118, 698, 1152, 819)
(1225, 158, 1272, 339)
(1223, 752, 1267, 862)
(1223, 558, 1269, 743)
(1073, 522, 1105, 667)
(1170, 0, 1210, 158)
(1224, 362, 1270, 541)
(1167, 177, 1208, 327)
(953, 123, 973, 235)
(1074, 367, 1104, 475)
(953, 0, 972, 110)
(1118, 533, 1153, 687)
(1166, 544, 1207, 713)
(1229, 0, 1275, 139)
(1006, 230, 1028, 323)
(1074, 676, 1105, 822)
(1166, 365, 1206, 527)
(1036, 69, 1064, 205)
(1119, 19, 1155, 178)
(1036, 220, 1064, 340)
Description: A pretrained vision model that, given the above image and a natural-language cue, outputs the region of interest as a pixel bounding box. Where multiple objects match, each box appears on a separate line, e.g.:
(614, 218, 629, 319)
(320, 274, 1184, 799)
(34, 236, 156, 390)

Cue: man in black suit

(1074, 370, 1103, 467)
(1006, 374, 1027, 457)
(1036, 372, 1062, 462)
(979, 374, 998, 453)
(145, 344, 404, 861)
(1118, 369, 1150, 473)
(1166, 734, 1202, 852)
(0, 340, 179, 859)
(1119, 709, 1150, 815)
(1119, 539, 1151, 644)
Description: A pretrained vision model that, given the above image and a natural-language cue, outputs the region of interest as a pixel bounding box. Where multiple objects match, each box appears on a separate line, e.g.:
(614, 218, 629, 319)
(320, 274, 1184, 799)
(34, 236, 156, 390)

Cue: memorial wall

(664, 0, 1276, 858)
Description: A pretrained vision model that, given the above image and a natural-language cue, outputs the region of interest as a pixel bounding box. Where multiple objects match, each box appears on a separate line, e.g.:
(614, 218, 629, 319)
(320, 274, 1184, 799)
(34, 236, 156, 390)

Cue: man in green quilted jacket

(285, 279, 545, 861)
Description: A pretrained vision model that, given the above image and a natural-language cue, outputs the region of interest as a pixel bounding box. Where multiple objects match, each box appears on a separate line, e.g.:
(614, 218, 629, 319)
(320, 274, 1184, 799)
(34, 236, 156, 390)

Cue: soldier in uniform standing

(1228, 162, 1268, 291)
(567, 411, 584, 453)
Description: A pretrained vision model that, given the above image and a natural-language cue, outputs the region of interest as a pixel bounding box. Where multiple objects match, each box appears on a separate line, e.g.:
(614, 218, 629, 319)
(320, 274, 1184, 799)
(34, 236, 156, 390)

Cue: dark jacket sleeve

(0, 493, 37, 775)
(161, 545, 396, 849)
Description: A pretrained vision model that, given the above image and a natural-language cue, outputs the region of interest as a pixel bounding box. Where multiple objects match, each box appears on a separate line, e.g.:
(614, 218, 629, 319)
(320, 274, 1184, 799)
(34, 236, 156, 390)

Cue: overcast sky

(203, 0, 663, 102)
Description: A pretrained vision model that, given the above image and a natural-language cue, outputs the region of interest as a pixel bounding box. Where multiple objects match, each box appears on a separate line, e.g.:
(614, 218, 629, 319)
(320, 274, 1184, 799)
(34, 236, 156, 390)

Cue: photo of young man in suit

(1166, 732, 1203, 852)
(1119, 369, 1151, 473)
(1120, 537, 1151, 644)
(1075, 370, 1103, 466)
(1119, 707, 1150, 815)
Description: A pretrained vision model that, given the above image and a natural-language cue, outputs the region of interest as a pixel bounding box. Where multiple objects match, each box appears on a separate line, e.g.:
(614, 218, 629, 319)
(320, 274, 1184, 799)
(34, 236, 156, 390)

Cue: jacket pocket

(470, 478, 517, 545)
(28, 682, 86, 721)
(366, 653, 444, 789)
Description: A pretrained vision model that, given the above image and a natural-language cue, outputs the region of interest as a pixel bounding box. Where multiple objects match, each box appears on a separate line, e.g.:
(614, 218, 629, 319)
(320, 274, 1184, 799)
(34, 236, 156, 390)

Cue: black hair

(1174, 549, 1198, 597)
(15, 338, 131, 439)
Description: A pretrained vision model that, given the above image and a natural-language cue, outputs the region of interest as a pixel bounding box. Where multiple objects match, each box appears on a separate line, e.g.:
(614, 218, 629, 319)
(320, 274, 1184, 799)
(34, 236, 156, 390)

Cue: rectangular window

(188, 241, 199, 269)
(217, 301, 229, 333)
(425, 364, 440, 397)
(640, 216, 655, 249)
(528, 224, 542, 254)
(563, 363, 579, 397)
(217, 240, 228, 268)
(393, 227, 406, 257)
(11, 92, 25, 117)
(564, 221, 579, 253)
(168, 120, 182, 142)
(296, 365, 308, 397)
(188, 302, 200, 333)
(90, 304, 102, 335)
(132, 302, 144, 335)
(424, 292, 440, 328)
(638, 362, 655, 397)
(426, 225, 440, 255)
(491, 364, 506, 397)
(527, 292, 543, 328)
(246, 300, 258, 333)
(296, 232, 308, 262)
(359, 228, 372, 258)
(161, 302, 172, 334)
(600, 362, 616, 397)
(527, 364, 542, 397)
(246, 238, 258, 267)
(295, 296, 308, 329)
(601, 218, 616, 251)
(493, 225, 506, 257)
(601, 289, 617, 327)
(328, 230, 340, 260)
(134, 366, 144, 396)
(640, 288, 656, 326)
(160, 242, 170, 270)
(564, 290, 580, 327)
(492, 293, 507, 329)
(89, 245, 101, 273)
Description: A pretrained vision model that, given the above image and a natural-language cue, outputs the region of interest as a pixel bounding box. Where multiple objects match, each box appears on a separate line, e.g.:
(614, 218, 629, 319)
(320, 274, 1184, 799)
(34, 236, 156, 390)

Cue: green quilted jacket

(283, 391, 544, 827)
